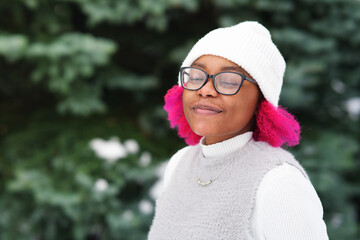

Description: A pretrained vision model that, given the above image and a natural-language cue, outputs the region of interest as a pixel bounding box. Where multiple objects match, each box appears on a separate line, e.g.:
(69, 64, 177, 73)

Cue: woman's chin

(191, 126, 218, 138)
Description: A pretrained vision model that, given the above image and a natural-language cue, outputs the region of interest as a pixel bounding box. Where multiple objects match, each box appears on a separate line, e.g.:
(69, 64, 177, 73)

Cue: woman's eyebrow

(221, 66, 245, 74)
(191, 62, 205, 68)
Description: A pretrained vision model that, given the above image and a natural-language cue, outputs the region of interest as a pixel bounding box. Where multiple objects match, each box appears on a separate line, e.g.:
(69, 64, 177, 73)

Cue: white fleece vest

(148, 139, 309, 240)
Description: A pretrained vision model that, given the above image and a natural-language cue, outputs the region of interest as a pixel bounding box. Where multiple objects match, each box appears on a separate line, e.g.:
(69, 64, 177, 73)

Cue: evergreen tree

(0, 0, 359, 239)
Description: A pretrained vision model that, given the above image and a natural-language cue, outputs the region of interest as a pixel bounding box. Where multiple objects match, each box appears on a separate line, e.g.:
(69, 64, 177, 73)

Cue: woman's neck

(200, 131, 253, 158)
(203, 118, 256, 145)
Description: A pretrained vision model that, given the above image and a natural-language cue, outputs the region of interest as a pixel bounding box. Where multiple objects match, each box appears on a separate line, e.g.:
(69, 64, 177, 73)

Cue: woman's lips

(192, 104, 223, 115)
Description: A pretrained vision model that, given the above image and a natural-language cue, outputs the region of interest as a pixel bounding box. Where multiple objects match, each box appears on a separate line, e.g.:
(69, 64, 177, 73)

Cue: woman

(148, 21, 329, 239)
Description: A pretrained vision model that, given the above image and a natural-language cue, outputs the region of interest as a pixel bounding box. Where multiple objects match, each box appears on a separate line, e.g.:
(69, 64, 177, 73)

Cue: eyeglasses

(180, 67, 257, 95)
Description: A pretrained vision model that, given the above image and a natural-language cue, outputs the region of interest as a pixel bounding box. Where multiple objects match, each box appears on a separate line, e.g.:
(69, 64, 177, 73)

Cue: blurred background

(0, 0, 359, 239)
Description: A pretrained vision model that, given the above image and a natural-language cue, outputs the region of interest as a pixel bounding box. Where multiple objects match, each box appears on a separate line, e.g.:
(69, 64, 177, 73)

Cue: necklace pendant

(196, 177, 213, 186)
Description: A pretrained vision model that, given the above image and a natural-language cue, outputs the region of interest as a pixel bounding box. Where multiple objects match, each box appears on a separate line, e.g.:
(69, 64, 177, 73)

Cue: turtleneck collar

(200, 131, 253, 159)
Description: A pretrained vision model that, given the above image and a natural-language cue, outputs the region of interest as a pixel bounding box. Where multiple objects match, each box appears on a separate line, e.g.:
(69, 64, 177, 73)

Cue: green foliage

(0, 34, 28, 61)
(292, 130, 360, 238)
(67, 0, 199, 31)
(27, 33, 116, 91)
(24, 33, 117, 115)
(0, 0, 359, 239)
(0, 113, 172, 240)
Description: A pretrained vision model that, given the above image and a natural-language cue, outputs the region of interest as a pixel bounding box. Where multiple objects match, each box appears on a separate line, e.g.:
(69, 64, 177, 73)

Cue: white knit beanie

(178, 21, 285, 107)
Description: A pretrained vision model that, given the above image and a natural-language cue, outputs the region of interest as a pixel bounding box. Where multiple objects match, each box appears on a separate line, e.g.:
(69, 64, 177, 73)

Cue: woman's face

(182, 55, 261, 145)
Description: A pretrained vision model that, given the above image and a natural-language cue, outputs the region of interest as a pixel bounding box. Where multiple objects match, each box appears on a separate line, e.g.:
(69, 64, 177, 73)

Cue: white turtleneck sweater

(157, 132, 329, 239)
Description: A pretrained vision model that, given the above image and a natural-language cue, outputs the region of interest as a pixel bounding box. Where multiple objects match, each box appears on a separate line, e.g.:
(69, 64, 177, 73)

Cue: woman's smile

(192, 103, 223, 115)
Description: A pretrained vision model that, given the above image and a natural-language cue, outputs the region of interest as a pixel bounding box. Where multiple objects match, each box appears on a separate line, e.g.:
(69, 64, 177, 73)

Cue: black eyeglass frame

(179, 66, 257, 96)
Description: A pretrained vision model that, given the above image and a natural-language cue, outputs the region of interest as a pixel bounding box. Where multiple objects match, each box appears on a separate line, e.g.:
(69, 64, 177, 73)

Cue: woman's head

(182, 55, 261, 145)
(164, 21, 300, 147)
(179, 21, 285, 107)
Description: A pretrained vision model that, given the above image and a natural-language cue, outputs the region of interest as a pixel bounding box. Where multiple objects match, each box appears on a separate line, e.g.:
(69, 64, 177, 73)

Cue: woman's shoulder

(246, 139, 309, 180)
(253, 162, 328, 239)
(247, 140, 296, 162)
(162, 146, 192, 191)
(259, 163, 311, 190)
(256, 163, 318, 212)
(249, 139, 294, 157)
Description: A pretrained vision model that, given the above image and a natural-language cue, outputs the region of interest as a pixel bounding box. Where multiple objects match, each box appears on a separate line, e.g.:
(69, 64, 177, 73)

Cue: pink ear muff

(164, 85, 201, 145)
(254, 100, 301, 147)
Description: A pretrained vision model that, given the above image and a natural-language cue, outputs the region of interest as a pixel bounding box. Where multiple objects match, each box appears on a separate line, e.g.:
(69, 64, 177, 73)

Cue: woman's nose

(197, 78, 218, 97)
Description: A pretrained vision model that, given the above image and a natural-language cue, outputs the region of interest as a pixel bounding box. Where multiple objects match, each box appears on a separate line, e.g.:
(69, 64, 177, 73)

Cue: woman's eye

(190, 77, 203, 81)
(219, 80, 239, 88)
(189, 75, 204, 81)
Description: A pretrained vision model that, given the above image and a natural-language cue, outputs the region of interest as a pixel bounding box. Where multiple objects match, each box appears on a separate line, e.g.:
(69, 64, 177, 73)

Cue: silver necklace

(195, 157, 234, 186)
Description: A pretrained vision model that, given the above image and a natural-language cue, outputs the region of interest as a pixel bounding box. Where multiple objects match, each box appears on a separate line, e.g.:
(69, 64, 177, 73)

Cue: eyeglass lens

(182, 68, 243, 95)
